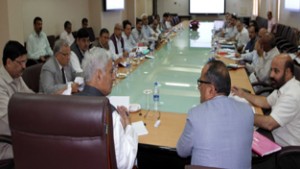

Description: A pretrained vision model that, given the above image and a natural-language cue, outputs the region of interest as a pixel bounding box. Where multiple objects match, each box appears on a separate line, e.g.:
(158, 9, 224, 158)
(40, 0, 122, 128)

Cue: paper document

(108, 96, 130, 110)
(132, 121, 149, 136)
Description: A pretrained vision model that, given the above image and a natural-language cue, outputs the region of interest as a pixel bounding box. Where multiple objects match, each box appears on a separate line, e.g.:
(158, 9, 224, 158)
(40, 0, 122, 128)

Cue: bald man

(233, 54, 300, 146)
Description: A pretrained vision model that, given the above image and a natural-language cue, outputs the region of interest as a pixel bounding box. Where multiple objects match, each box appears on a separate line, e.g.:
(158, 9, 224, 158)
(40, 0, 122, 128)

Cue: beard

(270, 72, 286, 89)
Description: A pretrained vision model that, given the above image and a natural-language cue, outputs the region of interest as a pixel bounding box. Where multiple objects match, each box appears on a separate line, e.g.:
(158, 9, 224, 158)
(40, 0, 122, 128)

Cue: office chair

(276, 146, 300, 169)
(185, 165, 222, 169)
(8, 93, 117, 169)
(0, 135, 14, 169)
(21, 63, 43, 93)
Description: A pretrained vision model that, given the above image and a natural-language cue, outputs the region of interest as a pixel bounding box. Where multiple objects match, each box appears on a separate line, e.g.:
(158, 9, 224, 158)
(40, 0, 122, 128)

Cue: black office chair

(276, 146, 300, 169)
(0, 135, 14, 169)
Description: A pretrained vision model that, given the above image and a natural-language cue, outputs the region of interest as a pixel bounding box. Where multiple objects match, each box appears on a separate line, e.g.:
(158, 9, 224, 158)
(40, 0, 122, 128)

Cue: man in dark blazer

(39, 39, 79, 94)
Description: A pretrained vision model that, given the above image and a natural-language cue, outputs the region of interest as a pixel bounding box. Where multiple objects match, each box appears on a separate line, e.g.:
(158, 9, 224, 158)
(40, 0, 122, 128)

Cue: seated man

(26, 17, 53, 65)
(122, 20, 137, 52)
(93, 28, 110, 50)
(236, 28, 267, 74)
(39, 39, 79, 94)
(250, 32, 279, 84)
(132, 18, 146, 44)
(232, 54, 300, 146)
(77, 47, 138, 169)
(70, 28, 90, 73)
(244, 25, 258, 53)
(235, 20, 250, 52)
(109, 23, 128, 63)
(81, 18, 88, 29)
(177, 60, 254, 169)
(0, 41, 34, 160)
(141, 13, 158, 49)
(60, 20, 75, 46)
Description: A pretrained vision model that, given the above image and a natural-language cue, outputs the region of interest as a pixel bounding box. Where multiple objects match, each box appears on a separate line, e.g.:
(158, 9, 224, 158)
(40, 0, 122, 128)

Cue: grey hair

(141, 13, 148, 19)
(82, 47, 112, 82)
(53, 39, 69, 56)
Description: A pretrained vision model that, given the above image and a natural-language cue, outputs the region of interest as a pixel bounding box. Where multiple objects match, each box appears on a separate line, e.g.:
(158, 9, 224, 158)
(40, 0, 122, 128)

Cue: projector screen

(103, 0, 125, 11)
(285, 0, 300, 11)
(189, 0, 226, 14)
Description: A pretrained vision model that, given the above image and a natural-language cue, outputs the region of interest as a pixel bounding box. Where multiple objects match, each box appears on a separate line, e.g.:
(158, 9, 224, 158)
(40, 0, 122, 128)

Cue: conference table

(110, 21, 262, 150)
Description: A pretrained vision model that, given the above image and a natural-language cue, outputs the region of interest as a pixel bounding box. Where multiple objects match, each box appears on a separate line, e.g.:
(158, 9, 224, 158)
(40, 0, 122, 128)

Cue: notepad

(252, 131, 282, 157)
(132, 121, 148, 136)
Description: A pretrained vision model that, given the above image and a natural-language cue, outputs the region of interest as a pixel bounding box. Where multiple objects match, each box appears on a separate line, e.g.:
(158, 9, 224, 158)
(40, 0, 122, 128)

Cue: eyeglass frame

(197, 78, 212, 86)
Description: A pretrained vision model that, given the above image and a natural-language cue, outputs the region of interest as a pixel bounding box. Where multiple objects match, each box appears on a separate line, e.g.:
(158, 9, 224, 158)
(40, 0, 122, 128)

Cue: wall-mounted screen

(285, 0, 300, 11)
(103, 0, 124, 11)
(189, 0, 225, 15)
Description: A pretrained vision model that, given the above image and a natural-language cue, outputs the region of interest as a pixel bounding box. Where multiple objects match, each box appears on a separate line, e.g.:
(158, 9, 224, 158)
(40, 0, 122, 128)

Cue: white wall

(279, 0, 300, 29)
(0, 0, 9, 65)
(22, 0, 90, 41)
(157, 0, 253, 18)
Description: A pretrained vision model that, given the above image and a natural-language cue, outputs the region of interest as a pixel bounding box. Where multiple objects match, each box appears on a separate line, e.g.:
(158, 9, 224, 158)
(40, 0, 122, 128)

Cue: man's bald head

(258, 28, 267, 39)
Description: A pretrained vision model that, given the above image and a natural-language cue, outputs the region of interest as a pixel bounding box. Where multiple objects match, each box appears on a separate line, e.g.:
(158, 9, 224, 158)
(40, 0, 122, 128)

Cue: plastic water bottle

(153, 82, 159, 111)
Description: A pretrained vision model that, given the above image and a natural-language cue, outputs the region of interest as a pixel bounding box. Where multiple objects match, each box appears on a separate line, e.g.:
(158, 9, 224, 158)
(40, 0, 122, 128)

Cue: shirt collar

(278, 77, 296, 94)
(0, 66, 14, 84)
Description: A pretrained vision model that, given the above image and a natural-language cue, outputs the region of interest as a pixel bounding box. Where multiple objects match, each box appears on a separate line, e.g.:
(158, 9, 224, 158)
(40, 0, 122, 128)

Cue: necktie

(62, 67, 66, 84)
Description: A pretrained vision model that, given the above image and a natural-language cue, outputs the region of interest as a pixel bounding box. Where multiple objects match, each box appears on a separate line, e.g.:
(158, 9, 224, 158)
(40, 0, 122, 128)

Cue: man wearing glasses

(40, 39, 79, 94)
(177, 60, 254, 169)
(0, 41, 34, 160)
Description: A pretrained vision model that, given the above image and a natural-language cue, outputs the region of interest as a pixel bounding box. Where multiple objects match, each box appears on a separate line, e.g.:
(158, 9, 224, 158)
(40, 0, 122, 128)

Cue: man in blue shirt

(177, 60, 254, 169)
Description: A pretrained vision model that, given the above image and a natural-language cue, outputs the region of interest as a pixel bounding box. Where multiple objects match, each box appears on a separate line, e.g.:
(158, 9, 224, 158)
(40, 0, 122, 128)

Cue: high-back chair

(22, 63, 43, 93)
(8, 93, 117, 169)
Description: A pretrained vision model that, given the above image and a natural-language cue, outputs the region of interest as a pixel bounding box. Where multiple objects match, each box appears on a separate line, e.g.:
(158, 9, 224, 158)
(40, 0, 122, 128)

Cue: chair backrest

(86, 27, 96, 42)
(185, 165, 223, 169)
(8, 93, 117, 169)
(47, 35, 56, 50)
(22, 63, 43, 93)
(294, 60, 300, 81)
(276, 146, 300, 169)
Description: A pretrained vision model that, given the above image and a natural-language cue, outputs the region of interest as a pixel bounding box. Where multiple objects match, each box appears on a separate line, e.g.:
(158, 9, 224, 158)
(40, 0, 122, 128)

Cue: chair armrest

(0, 135, 12, 144)
(255, 87, 274, 95)
(251, 81, 271, 87)
(277, 146, 300, 158)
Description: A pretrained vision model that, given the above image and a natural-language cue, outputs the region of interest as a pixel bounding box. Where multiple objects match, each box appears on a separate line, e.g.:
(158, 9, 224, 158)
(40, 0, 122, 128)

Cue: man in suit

(76, 47, 138, 169)
(177, 60, 254, 169)
(39, 39, 79, 94)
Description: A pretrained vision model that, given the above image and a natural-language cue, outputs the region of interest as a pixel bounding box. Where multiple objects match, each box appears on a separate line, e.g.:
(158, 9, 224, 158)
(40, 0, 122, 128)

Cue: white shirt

(70, 51, 83, 73)
(109, 36, 123, 60)
(268, 77, 300, 146)
(60, 30, 75, 46)
(165, 21, 172, 29)
(242, 50, 262, 73)
(122, 32, 137, 52)
(226, 26, 238, 40)
(27, 31, 53, 60)
(236, 27, 250, 48)
(268, 18, 277, 33)
(112, 110, 138, 169)
(131, 28, 145, 44)
(254, 47, 280, 83)
(0, 66, 33, 160)
(142, 25, 158, 42)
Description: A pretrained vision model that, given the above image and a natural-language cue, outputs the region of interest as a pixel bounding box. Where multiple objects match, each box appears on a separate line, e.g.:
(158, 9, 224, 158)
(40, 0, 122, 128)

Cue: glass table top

(110, 22, 215, 114)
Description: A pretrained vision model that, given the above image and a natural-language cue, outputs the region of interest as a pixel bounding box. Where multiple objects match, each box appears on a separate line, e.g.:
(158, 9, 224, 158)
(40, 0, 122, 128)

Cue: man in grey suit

(177, 60, 254, 169)
(39, 39, 79, 94)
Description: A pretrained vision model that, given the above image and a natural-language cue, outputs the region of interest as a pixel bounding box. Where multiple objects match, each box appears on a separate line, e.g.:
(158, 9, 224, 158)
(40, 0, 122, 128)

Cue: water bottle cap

(154, 82, 158, 85)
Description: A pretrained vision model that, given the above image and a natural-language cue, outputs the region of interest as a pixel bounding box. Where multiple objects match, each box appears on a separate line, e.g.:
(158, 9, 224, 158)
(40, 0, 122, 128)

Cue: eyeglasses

(59, 52, 70, 57)
(14, 59, 27, 66)
(197, 78, 211, 86)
